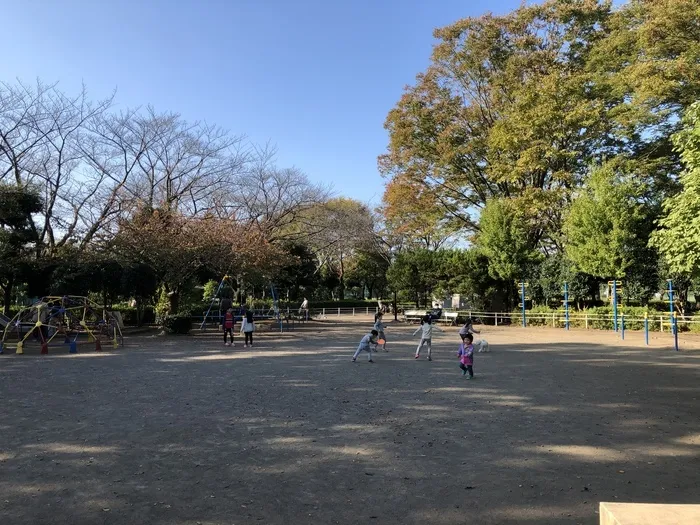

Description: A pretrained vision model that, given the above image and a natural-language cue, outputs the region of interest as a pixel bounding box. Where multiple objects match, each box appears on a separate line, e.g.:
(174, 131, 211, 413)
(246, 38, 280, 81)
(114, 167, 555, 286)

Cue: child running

(352, 329, 379, 363)
(459, 317, 481, 342)
(458, 333, 475, 379)
(413, 315, 443, 361)
(223, 308, 235, 347)
(373, 312, 387, 351)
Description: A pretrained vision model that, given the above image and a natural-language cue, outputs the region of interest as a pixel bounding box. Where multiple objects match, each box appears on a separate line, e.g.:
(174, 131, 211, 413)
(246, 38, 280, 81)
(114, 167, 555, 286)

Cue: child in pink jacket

(458, 333, 474, 379)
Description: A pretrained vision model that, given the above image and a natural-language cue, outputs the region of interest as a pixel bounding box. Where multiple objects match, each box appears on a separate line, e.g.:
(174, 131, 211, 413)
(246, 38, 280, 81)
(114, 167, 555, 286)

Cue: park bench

(436, 311, 459, 325)
(403, 310, 426, 323)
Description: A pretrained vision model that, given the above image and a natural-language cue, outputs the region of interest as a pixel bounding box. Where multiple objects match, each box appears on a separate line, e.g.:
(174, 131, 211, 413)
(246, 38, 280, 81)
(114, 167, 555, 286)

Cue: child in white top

(352, 330, 379, 363)
(413, 315, 442, 361)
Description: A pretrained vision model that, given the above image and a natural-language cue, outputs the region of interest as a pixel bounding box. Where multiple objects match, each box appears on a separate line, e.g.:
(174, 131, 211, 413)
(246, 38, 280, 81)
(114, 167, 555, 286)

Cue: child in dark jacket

(223, 308, 235, 347)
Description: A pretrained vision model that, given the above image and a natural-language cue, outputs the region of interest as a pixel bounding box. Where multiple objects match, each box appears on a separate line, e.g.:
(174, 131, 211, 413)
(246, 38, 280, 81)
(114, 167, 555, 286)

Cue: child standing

(458, 333, 475, 379)
(223, 308, 235, 347)
(413, 315, 443, 361)
(459, 317, 480, 342)
(241, 308, 255, 347)
(373, 312, 387, 351)
(352, 329, 379, 363)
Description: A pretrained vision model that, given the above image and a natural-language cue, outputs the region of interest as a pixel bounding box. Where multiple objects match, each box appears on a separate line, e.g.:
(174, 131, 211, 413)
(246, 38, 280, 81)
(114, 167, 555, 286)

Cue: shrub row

(162, 315, 192, 334)
(511, 307, 700, 333)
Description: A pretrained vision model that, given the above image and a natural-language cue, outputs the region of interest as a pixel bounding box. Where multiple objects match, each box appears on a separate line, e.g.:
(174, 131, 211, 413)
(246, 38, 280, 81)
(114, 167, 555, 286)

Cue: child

(223, 308, 235, 347)
(459, 317, 481, 342)
(413, 315, 443, 361)
(458, 333, 474, 379)
(241, 308, 255, 347)
(373, 312, 387, 351)
(352, 329, 379, 363)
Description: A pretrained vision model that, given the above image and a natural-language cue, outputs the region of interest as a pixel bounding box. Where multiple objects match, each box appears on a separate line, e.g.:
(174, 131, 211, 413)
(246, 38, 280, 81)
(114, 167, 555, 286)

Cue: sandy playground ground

(1, 318, 699, 524)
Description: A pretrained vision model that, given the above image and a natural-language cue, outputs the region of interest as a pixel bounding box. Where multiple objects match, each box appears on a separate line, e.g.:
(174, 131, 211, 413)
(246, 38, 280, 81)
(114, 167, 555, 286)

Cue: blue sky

(3, 0, 523, 206)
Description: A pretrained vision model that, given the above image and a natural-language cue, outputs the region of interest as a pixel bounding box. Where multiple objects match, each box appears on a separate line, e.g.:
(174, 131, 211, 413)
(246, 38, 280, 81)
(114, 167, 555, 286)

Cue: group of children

(352, 312, 482, 379)
(222, 308, 256, 348)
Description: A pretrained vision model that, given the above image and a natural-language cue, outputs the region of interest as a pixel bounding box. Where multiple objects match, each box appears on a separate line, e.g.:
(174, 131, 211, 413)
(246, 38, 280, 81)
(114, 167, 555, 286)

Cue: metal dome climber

(0, 296, 124, 355)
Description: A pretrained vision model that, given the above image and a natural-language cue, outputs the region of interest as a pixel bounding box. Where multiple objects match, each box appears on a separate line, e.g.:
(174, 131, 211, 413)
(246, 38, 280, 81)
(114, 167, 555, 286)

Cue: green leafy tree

(564, 164, 649, 279)
(274, 242, 319, 301)
(380, 0, 700, 250)
(476, 198, 542, 284)
(436, 249, 507, 311)
(0, 184, 42, 314)
(345, 250, 389, 300)
(651, 103, 700, 284)
(387, 249, 441, 307)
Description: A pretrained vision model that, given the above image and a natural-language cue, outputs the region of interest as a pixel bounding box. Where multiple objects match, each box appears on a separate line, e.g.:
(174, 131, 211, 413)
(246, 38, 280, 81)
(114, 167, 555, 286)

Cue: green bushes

(688, 313, 700, 333)
(116, 306, 156, 326)
(509, 305, 667, 332)
(162, 315, 192, 334)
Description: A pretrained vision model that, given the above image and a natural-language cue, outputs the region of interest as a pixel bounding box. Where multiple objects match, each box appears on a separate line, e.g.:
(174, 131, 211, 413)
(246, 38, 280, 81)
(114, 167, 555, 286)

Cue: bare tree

(0, 80, 115, 256)
(0, 80, 55, 186)
(219, 144, 330, 243)
(306, 198, 378, 299)
(122, 107, 247, 215)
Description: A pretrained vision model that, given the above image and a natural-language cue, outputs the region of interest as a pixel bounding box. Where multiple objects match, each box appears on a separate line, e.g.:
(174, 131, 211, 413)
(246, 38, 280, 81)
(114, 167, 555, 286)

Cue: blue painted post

(521, 281, 526, 328)
(673, 312, 679, 352)
(0, 341, 3, 354)
(668, 279, 678, 352)
(69, 341, 77, 354)
(612, 280, 618, 332)
(564, 282, 570, 331)
(621, 313, 625, 340)
(644, 313, 649, 346)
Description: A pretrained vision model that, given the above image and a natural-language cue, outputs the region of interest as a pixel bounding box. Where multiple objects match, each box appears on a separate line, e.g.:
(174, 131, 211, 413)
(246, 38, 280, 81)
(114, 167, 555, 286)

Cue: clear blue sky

(3, 0, 522, 205)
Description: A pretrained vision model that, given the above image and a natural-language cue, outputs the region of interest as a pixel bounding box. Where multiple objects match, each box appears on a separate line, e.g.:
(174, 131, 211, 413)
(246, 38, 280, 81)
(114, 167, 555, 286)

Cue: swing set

(199, 275, 287, 332)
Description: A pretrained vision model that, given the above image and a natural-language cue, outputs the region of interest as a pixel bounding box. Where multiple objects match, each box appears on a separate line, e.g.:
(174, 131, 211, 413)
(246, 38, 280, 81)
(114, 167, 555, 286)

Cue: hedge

(162, 315, 192, 334)
(510, 306, 668, 332)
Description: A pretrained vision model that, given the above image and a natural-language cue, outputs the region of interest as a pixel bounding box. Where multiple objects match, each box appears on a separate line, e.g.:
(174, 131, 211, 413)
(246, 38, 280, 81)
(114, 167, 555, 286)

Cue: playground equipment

(0, 296, 123, 355)
(518, 281, 530, 328)
(199, 276, 286, 332)
(608, 280, 623, 332)
(200, 275, 236, 330)
(666, 279, 679, 351)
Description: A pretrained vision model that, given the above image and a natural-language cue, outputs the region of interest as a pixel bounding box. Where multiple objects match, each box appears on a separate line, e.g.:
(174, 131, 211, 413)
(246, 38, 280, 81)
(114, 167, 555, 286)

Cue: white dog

(474, 339, 490, 353)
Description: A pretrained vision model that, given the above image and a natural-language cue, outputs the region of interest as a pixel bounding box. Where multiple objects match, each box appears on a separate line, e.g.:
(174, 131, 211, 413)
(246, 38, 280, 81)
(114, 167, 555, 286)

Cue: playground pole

(612, 280, 618, 332)
(668, 279, 678, 352)
(644, 312, 649, 346)
(673, 312, 679, 352)
(521, 281, 526, 328)
(621, 312, 625, 340)
(564, 282, 569, 331)
(200, 276, 228, 330)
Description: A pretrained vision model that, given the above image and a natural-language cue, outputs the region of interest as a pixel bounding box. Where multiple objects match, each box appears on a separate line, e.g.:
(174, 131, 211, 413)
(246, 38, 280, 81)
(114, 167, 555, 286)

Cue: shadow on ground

(1, 323, 699, 525)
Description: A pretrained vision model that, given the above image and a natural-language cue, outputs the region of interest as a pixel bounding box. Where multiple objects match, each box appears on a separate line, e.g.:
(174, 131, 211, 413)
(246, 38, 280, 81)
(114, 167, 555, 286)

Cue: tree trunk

(393, 291, 398, 321)
(2, 275, 14, 316)
(168, 291, 180, 315)
(338, 277, 345, 300)
(135, 297, 144, 327)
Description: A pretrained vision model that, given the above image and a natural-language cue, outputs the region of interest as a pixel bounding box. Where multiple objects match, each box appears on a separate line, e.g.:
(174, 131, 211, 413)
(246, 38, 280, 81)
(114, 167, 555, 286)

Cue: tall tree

(475, 198, 541, 283)
(379, 0, 700, 250)
(650, 102, 700, 283)
(307, 199, 378, 300)
(0, 184, 42, 314)
(563, 164, 649, 279)
(381, 175, 461, 249)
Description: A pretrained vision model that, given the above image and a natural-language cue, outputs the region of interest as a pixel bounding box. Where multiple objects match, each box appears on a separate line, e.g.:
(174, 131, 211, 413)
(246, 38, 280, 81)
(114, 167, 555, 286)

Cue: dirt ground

(1, 319, 699, 525)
